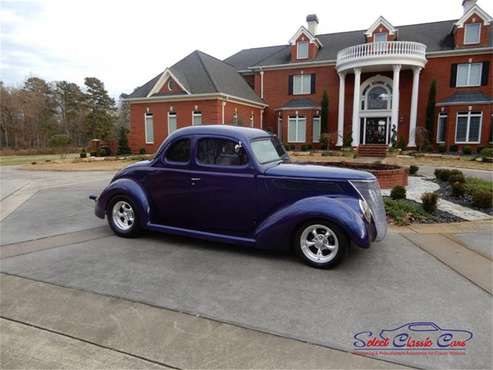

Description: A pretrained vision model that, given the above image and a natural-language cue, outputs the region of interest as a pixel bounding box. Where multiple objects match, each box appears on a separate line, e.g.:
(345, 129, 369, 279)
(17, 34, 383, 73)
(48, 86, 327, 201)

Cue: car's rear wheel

(107, 196, 141, 238)
(294, 220, 348, 268)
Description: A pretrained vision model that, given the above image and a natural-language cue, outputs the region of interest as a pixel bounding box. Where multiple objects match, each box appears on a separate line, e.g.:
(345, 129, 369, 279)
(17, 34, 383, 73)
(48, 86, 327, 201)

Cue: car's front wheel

(295, 220, 348, 268)
(107, 196, 141, 238)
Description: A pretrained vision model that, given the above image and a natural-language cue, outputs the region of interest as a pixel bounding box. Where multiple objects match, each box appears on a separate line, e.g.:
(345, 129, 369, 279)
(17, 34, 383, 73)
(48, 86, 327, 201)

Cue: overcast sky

(1, 0, 491, 98)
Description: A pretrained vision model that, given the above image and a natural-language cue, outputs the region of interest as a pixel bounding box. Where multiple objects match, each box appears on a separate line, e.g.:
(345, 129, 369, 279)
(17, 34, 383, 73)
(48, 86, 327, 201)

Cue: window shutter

(450, 64, 457, 87)
(481, 61, 490, 86)
(311, 74, 316, 94)
(288, 75, 293, 95)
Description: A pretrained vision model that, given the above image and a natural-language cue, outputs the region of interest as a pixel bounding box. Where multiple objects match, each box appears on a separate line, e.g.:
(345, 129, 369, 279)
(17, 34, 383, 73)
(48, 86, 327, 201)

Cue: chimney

(462, 0, 477, 13)
(306, 14, 319, 35)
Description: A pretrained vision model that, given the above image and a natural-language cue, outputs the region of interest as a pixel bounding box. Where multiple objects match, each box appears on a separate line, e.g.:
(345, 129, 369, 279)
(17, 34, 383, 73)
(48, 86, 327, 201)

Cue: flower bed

(299, 161, 408, 189)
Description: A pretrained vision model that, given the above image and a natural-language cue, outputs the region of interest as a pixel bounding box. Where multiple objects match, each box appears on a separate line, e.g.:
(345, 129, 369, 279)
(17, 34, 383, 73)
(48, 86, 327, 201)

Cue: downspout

(221, 101, 226, 124)
(260, 70, 264, 99)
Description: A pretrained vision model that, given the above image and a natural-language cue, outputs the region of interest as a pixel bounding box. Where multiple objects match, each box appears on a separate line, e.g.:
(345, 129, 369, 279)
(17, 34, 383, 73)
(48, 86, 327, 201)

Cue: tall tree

(425, 80, 436, 141)
(55, 81, 87, 145)
(83, 77, 115, 140)
(320, 90, 329, 133)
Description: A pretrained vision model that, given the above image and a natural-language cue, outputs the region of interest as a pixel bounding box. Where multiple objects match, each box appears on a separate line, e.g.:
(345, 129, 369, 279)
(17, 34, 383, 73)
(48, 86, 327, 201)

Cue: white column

(391, 64, 401, 146)
(221, 101, 226, 124)
(408, 67, 421, 147)
(337, 72, 346, 147)
(260, 70, 264, 99)
(351, 68, 362, 147)
(260, 109, 264, 129)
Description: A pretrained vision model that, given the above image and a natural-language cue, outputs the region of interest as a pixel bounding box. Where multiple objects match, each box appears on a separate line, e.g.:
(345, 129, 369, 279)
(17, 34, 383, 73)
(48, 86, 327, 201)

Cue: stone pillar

(337, 72, 346, 147)
(408, 67, 421, 148)
(351, 68, 362, 147)
(391, 64, 401, 146)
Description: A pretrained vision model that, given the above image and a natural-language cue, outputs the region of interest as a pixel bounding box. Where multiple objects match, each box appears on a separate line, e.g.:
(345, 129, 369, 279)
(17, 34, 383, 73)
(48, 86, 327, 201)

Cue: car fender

(255, 196, 370, 250)
(95, 178, 150, 227)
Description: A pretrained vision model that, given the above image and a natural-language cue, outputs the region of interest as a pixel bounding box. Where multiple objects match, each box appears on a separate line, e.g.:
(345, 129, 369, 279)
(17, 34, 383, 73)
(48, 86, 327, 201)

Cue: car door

(146, 136, 194, 228)
(188, 136, 257, 236)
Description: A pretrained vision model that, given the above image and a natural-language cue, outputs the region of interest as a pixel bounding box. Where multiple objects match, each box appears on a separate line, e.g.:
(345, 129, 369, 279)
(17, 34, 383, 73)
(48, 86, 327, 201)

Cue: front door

(365, 117, 388, 144)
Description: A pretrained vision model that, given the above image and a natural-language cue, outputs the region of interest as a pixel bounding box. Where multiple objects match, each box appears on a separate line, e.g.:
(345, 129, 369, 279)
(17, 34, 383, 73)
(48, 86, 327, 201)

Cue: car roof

(170, 125, 272, 141)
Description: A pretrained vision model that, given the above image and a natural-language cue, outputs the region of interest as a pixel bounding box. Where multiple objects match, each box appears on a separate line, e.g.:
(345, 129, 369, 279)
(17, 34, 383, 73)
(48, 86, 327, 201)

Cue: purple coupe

(91, 125, 387, 268)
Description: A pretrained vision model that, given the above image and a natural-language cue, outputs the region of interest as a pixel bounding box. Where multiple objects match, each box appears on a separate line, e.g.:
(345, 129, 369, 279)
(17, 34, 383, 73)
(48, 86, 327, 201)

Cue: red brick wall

(223, 102, 262, 128)
(128, 99, 262, 154)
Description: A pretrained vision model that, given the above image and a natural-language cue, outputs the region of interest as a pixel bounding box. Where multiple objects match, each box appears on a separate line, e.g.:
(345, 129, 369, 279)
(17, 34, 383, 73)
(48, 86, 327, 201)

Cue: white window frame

(312, 116, 321, 143)
(455, 111, 482, 144)
(436, 113, 447, 144)
(168, 112, 177, 135)
(464, 23, 481, 45)
(192, 111, 202, 126)
(288, 114, 307, 143)
(144, 113, 154, 144)
(374, 32, 388, 43)
(456, 63, 483, 87)
(297, 41, 309, 59)
(293, 74, 312, 95)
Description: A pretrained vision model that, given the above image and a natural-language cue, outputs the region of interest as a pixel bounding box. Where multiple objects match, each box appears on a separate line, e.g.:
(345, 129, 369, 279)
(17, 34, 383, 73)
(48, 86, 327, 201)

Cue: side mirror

(234, 141, 243, 153)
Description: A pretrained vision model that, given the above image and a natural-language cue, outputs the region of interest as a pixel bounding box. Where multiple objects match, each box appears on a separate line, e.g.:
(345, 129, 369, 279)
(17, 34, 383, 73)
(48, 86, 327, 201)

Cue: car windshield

(250, 137, 286, 164)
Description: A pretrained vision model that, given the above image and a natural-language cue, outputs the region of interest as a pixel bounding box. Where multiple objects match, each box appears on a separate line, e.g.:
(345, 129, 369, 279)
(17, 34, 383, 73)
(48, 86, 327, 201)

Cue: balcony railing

(336, 41, 427, 71)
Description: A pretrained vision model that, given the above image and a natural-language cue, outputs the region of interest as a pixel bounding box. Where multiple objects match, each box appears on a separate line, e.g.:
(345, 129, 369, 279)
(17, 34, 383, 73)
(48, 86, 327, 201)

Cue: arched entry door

(359, 76, 393, 145)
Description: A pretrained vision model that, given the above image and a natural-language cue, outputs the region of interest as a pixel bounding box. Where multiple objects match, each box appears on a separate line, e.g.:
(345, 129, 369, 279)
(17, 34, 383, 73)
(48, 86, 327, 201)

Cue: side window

(197, 138, 248, 166)
(165, 138, 191, 163)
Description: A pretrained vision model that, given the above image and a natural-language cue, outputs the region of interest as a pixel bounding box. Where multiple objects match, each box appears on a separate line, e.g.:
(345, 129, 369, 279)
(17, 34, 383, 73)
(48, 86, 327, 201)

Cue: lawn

(0, 153, 79, 166)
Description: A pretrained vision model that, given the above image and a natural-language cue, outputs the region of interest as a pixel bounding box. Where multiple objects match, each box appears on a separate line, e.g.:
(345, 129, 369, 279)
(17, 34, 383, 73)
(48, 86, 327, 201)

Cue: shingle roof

(128, 50, 263, 104)
(279, 98, 321, 109)
(437, 91, 493, 105)
(224, 19, 491, 69)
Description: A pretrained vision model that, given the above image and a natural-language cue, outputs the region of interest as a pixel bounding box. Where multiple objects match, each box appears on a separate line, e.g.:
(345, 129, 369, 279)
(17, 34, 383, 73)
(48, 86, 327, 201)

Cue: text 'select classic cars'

(92, 126, 387, 268)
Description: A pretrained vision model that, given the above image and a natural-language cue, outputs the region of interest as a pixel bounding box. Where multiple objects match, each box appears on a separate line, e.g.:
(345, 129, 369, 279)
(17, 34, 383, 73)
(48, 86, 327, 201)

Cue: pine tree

(117, 126, 132, 155)
(320, 90, 329, 133)
(84, 77, 115, 140)
(425, 80, 436, 140)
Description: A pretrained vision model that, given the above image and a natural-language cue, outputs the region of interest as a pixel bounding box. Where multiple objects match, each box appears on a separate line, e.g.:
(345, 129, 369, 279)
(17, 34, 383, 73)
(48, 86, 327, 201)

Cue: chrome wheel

(112, 201, 135, 231)
(300, 224, 339, 264)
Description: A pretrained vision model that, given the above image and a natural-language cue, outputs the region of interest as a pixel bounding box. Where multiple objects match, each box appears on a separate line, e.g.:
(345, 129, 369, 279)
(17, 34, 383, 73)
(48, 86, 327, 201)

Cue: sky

(1, 0, 491, 98)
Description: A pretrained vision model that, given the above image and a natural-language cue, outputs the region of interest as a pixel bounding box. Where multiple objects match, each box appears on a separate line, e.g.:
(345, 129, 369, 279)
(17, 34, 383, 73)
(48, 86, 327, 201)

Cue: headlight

(359, 198, 372, 222)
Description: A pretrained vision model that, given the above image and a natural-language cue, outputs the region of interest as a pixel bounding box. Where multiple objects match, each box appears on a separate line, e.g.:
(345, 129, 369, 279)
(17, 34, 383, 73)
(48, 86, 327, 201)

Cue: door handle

(191, 177, 201, 181)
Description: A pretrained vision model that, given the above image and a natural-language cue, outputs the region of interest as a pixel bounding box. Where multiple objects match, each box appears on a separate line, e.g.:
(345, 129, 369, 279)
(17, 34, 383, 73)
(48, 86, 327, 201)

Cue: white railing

(336, 41, 427, 68)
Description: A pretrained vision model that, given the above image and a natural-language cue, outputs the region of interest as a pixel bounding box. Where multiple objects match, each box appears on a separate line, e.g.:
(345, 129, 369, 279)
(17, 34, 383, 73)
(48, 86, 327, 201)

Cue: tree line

(0, 76, 130, 150)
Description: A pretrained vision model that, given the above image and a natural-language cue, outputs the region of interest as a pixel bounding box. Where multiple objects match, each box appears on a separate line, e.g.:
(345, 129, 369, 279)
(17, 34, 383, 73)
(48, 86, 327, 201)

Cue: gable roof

(288, 26, 323, 47)
(437, 91, 493, 106)
(225, 19, 491, 69)
(365, 16, 397, 36)
(127, 50, 264, 104)
(455, 4, 492, 27)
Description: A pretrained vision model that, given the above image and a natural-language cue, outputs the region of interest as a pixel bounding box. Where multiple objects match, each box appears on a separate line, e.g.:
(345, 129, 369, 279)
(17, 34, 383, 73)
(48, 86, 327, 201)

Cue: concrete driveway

(1, 166, 492, 370)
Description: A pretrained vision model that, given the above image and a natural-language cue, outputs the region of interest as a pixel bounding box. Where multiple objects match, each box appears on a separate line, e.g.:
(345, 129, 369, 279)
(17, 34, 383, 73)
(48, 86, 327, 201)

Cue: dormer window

(464, 23, 480, 44)
(374, 32, 388, 43)
(297, 41, 309, 59)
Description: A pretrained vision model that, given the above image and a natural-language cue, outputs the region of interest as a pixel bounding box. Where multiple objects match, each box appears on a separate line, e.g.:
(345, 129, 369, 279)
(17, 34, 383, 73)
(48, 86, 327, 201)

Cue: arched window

(361, 81, 392, 111)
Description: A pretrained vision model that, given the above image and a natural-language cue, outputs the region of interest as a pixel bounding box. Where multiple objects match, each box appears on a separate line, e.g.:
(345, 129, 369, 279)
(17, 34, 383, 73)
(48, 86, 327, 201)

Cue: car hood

(264, 162, 375, 181)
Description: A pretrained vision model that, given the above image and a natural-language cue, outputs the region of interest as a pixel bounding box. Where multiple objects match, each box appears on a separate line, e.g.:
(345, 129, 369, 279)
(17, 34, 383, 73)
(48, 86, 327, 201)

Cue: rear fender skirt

(255, 196, 370, 250)
(95, 178, 150, 227)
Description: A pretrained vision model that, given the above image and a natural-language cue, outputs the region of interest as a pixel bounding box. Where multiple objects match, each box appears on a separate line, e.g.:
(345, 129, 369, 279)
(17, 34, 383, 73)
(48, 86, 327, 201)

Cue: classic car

(91, 125, 387, 268)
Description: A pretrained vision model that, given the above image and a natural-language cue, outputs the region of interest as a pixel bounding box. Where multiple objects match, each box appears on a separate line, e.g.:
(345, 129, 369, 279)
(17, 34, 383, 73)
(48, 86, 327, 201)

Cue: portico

(336, 41, 427, 147)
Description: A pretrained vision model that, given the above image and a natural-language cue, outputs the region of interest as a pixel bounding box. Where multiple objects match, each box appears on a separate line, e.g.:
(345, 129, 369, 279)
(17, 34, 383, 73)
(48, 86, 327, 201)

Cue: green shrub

(343, 133, 353, 148)
(80, 149, 87, 158)
(384, 197, 427, 225)
(139, 148, 146, 155)
(435, 168, 452, 181)
(449, 144, 458, 153)
(480, 147, 493, 159)
(437, 144, 446, 153)
(448, 173, 465, 185)
(422, 144, 433, 153)
(97, 146, 111, 157)
(472, 191, 493, 209)
(390, 185, 406, 200)
(90, 151, 97, 157)
(409, 165, 419, 175)
(301, 145, 310, 152)
(464, 177, 493, 196)
(451, 182, 465, 197)
(421, 192, 438, 213)
(462, 146, 472, 155)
